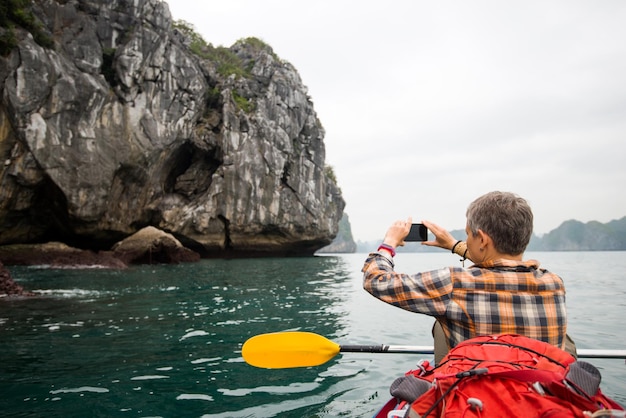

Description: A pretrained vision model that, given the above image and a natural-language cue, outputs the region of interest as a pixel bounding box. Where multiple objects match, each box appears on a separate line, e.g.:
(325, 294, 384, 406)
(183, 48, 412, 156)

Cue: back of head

(466, 191, 533, 255)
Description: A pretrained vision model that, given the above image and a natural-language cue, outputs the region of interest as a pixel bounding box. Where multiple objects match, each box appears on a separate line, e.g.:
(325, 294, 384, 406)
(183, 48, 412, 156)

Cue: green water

(1, 253, 625, 417)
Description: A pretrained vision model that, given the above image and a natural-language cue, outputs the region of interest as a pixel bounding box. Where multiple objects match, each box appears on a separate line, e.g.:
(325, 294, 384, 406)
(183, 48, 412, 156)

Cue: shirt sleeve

(362, 252, 453, 316)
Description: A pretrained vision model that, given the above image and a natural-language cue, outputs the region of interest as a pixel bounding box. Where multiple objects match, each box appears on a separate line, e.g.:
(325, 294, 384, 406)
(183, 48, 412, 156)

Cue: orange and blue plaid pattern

(362, 253, 567, 349)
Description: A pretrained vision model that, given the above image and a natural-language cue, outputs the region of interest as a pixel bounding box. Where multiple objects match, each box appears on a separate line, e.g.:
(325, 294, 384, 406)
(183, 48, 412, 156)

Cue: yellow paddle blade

(242, 331, 341, 369)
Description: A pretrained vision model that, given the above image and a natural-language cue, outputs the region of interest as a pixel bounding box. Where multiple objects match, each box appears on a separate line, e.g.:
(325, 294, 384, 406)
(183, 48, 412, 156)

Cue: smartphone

(405, 223, 428, 242)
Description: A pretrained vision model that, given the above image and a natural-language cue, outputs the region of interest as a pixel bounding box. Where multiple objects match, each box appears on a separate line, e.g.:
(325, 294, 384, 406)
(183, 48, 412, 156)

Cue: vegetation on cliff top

(0, 0, 53, 56)
(173, 20, 275, 79)
(173, 20, 279, 114)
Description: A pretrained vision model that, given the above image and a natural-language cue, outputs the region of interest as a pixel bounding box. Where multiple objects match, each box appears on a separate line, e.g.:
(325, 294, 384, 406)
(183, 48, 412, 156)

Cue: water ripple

(50, 386, 109, 394)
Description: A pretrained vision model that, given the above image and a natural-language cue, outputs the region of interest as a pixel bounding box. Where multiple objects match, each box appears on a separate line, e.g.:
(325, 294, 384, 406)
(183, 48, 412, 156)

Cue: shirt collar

(473, 258, 540, 269)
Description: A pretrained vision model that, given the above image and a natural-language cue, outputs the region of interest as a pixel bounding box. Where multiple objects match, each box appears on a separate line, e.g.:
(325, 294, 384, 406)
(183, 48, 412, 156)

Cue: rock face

(0, 0, 344, 257)
(316, 213, 357, 253)
(112, 226, 200, 264)
(1, 260, 33, 296)
(0, 242, 127, 269)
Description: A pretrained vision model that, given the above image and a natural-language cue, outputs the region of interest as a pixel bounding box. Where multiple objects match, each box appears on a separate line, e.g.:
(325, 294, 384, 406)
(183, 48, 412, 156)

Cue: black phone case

(405, 224, 428, 241)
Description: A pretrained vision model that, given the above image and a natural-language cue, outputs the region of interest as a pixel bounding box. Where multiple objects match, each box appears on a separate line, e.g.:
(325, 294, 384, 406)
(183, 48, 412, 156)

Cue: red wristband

(377, 243, 396, 257)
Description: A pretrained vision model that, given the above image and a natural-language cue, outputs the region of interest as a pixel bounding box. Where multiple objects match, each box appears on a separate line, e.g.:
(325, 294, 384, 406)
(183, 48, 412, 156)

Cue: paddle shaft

(340, 345, 435, 354)
(340, 345, 626, 359)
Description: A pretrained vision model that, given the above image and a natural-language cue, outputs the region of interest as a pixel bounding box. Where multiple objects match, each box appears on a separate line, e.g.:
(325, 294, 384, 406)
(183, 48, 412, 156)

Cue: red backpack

(380, 334, 624, 418)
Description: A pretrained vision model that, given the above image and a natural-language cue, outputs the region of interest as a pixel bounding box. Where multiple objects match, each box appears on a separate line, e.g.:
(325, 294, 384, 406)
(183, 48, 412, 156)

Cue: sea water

(1, 252, 624, 417)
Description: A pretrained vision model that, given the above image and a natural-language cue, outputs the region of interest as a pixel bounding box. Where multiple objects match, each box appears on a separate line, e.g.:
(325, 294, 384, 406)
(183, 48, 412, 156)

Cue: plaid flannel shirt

(362, 252, 567, 349)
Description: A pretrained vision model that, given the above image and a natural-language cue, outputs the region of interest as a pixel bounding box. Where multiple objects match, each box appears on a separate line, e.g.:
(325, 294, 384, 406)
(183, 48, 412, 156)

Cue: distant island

(321, 216, 626, 253)
(526, 217, 626, 251)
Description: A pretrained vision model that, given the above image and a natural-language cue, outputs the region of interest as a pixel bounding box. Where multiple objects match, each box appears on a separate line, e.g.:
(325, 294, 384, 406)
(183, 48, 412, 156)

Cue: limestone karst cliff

(0, 0, 345, 257)
(316, 213, 357, 253)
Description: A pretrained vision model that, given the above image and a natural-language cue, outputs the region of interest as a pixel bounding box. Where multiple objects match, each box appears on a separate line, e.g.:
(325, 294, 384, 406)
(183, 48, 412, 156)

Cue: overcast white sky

(166, 0, 626, 242)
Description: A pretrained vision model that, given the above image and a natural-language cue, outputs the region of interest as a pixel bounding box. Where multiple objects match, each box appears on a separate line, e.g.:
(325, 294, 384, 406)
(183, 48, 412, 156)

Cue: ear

(476, 229, 493, 248)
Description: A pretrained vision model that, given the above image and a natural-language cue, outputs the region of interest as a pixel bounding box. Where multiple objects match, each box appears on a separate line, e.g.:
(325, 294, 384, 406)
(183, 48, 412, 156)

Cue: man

(362, 191, 574, 363)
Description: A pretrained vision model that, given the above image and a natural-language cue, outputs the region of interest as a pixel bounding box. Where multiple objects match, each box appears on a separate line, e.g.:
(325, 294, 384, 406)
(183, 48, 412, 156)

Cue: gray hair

(466, 191, 533, 255)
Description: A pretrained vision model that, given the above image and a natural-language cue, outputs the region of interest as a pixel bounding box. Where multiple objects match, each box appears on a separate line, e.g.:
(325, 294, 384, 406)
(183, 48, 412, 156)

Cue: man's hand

(422, 220, 458, 250)
(382, 217, 412, 248)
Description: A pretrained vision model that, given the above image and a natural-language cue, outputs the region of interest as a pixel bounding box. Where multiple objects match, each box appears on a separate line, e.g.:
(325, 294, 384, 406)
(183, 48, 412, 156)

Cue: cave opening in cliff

(28, 176, 127, 251)
(101, 48, 119, 88)
(31, 175, 73, 244)
(164, 142, 223, 198)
